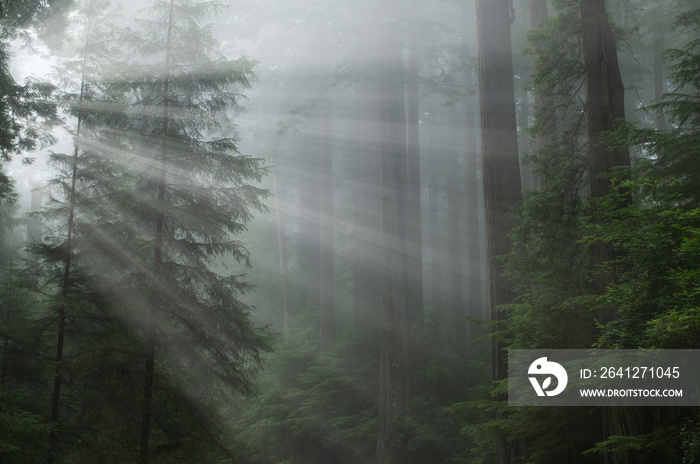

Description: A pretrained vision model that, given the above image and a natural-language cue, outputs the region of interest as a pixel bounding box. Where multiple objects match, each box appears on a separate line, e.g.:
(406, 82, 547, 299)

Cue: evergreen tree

(0, 0, 70, 198)
(38, 1, 129, 460)
(475, 0, 521, 461)
(111, 1, 272, 461)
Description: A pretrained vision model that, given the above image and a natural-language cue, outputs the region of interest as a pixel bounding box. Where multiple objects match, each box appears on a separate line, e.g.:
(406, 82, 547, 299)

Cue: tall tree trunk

(1, 266, 10, 389)
(475, 0, 522, 462)
(528, 0, 552, 190)
(352, 80, 382, 330)
(581, 3, 647, 464)
(375, 0, 409, 461)
(319, 99, 334, 352)
(462, 12, 484, 342)
(272, 169, 292, 339)
(427, 158, 442, 320)
(581, 0, 630, 302)
(140, 2, 175, 463)
(406, 46, 424, 327)
(653, 28, 667, 132)
(298, 70, 322, 310)
(298, 138, 321, 311)
(518, 94, 532, 190)
(465, 92, 483, 342)
(446, 105, 466, 339)
(48, 14, 92, 463)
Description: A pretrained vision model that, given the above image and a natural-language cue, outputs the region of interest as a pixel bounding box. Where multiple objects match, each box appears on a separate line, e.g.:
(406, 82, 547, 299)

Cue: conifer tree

(111, 1, 272, 461)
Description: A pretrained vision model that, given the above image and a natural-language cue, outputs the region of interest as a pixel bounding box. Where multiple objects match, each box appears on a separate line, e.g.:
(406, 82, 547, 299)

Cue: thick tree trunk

(353, 80, 382, 330)
(475, 0, 522, 462)
(319, 100, 334, 352)
(375, 0, 409, 461)
(581, 0, 630, 308)
(581, 3, 650, 464)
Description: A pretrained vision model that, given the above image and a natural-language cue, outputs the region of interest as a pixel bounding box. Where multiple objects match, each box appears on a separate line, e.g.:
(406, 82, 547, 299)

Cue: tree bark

(298, 132, 321, 311)
(352, 81, 383, 330)
(465, 91, 483, 342)
(528, 0, 552, 191)
(581, 0, 630, 305)
(406, 46, 424, 327)
(140, 2, 175, 463)
(319, 99, 334, 352)
(518, 93, 532, 190)
(446, 105, 466, 339)
(475, 0, 522, 462)
(272, 169, 291, 339)
(581, 3, 649, 464)
(375, 0, 409, 461)
(653, 28, 667, 132)
(427, 158, 442, 319)
(48, 13, 92, 463)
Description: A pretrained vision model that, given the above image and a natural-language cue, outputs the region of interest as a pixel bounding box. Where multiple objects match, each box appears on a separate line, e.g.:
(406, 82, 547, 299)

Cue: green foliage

(233, 311, 491, 464)
(0, 390, 51, 464)
(399, 331, 490, 464)
(0, 0, 71, 198)
(499, 6, 700, 463)
(233, 313, 378, 464)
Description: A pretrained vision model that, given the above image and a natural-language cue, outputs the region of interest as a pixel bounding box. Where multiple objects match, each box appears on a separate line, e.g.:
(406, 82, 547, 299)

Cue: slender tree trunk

(298, 94, 322, 310)
(427, 159, 442, 320)
(653, 29, 667, 132)
(48, 15, 92, 464)
(518, 94, 532, 190)
(446, 106, 466, 339)
(462, 11, 484, 342)
(406, 46, 424, 326)
(475, 0, 522, 462)
(1, 262, 13, 390)
(140, 2, 175, 463)
(465, 92, 483, 342)
(375, 0, 409, 461)
(529, 0, 552, 190)
(272, 169, 291, 339)
(319, 99, 334, 352)
(352, 81, 382, 330)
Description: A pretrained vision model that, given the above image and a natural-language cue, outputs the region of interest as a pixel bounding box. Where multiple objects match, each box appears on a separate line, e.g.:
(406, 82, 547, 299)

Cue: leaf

(542, 377, 552, 390)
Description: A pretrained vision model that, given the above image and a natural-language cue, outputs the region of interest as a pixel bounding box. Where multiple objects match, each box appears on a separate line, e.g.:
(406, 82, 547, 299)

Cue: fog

(1, 0, 696, 463)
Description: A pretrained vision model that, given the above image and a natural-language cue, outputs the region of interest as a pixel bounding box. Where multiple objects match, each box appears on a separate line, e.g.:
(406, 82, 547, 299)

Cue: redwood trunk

(319, 100, 334, 352)
(529, 0, 552, 190)
(375, 0, 409, 461)
(475, 0, 522, 462)
(406, 46, 424, 326)
(272, 169, 291, 339)
(352, 80, 382, 330)
(465, 92, 483, 342)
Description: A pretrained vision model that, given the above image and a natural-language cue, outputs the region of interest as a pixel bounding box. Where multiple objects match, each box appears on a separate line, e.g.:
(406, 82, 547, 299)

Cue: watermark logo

(528, 357, 568, 397)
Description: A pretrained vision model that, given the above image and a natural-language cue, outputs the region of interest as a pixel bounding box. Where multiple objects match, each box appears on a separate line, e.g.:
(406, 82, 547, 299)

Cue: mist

(0, 0, 698, 463)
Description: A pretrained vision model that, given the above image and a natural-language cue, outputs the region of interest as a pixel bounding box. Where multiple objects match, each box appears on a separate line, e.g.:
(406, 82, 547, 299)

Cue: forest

(0, 0, 699, 462)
